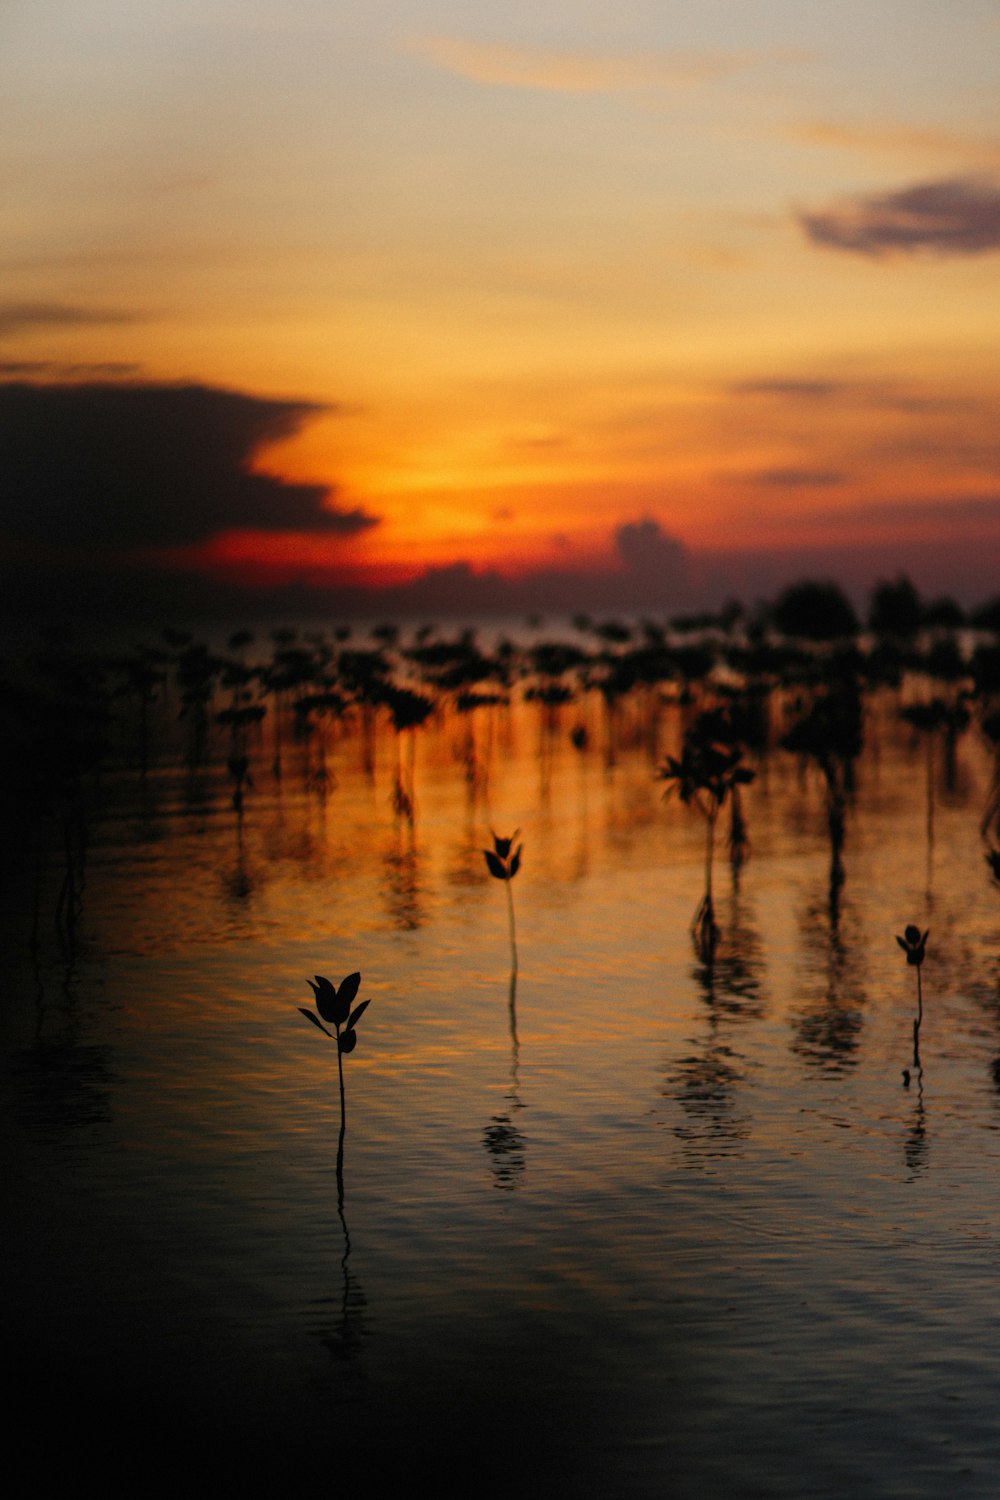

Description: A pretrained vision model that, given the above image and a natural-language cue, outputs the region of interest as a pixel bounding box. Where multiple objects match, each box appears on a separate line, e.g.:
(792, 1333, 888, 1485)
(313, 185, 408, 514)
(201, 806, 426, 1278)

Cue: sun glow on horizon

(3, 2, 1000, 608)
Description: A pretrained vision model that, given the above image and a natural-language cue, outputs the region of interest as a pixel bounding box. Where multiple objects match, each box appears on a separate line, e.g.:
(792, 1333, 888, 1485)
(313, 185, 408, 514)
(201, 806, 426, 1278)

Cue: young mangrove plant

(658, 714, 755, 959)
(382, 684, 434, 821)
(299, 970, 371, 1200)
(780, 678, 863, 917)
(484, 830, 522, 973)
(896, 924, 928, 1067)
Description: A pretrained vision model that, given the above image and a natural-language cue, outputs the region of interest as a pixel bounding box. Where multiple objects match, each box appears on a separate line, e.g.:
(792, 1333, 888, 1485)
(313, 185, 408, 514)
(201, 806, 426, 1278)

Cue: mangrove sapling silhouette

(780, 679, 862, 914)
(484, 830, 522, 973)
(900, 696, 971, 858)
(897, 925, 928, 1068)
(382, 684, 434, 821)
(658, 716, 755, 960)
(218, 703, 265, 813)
(299, 971, 371, 1201)
(111, 647, 166, 777)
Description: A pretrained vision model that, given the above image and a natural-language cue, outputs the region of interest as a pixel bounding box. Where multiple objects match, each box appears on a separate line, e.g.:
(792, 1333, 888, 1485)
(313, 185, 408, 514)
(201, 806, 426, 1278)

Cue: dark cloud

(732, 468, 847, 488)
(615, 517, 689, 587)
(728, 375, 971, 414)
(0, 302, 137, 336)
(0, 361, 143, 378)
(357, 526, 693, 620)
(799, 176, 1000, 257)
(802, 492, 1000, 531)
(697, 534, 1000, 614)
(729, 378, 845, 401)
(0, 381, 379, 549)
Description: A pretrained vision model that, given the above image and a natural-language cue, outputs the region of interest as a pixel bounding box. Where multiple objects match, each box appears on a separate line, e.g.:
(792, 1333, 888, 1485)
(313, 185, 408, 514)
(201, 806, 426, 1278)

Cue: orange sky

(2, 2, 1000, 609)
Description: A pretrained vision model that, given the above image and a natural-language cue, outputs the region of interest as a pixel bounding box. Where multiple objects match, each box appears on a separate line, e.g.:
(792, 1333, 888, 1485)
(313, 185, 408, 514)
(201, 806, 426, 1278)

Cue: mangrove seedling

(780, 681, 863, 914)
(896, 925, 928, 1066)
(299, 971, 371, 1199)
(484, 830, 522, 973)
(658, 715, 755, 959)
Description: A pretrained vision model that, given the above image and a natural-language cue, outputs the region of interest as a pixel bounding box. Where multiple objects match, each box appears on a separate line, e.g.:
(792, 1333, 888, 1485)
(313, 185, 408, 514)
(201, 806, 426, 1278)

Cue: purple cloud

(615, 517, 689, 584)
(734, 468, 847, 489)
(729, 378, 845, 401)
(799, 177, 1000, 257)
(0, 302, 137, 336)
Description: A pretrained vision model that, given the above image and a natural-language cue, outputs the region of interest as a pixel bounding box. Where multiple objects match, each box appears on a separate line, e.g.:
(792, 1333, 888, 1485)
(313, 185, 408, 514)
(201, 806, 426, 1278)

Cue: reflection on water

(382, 824, 425, 931)
(790, 889, 868, 1072)
(483, 970, 528, 1189)
(314, 1201, 369, 1371)
(662, 893, 763, 1159)
(11, 960, 116, 1134)
(7, 638, 1000, 1494)
(693, 888, 766, 1020)
(665, 1040, 750, 1159)
(14, 1037, 115, 1134)
(903, 1063, 930, 1179)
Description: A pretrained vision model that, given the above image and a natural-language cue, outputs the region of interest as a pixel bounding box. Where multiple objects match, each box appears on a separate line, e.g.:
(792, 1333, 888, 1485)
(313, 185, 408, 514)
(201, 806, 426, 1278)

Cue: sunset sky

(3, 0, 1000, 616)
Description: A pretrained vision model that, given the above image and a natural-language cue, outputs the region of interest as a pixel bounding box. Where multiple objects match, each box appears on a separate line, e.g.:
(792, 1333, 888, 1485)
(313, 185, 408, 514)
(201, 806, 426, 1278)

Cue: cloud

(0, 361, 143, 378)
(0, 381, 378, 550)
(807, 493, 1000, 532)
(615, 518, 689, 586)
(0, 302, 137, 337)
(731, 468, 847, 489)
(799, 176, 1000, 257)
(407, 35, 808, 94)
(728, 375, 970, 414)
(790, 120, 1000, 167)
(729, 378, 846, 401)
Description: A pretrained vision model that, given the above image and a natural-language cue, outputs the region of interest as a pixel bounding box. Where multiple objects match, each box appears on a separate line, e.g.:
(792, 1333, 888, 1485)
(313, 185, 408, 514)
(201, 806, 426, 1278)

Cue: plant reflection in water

(482, 968, 527, 1190)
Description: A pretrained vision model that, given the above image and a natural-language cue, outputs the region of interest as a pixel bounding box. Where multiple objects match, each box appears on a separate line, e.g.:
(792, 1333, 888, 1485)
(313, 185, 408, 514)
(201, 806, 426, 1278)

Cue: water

(5, 678, 1000, 1493)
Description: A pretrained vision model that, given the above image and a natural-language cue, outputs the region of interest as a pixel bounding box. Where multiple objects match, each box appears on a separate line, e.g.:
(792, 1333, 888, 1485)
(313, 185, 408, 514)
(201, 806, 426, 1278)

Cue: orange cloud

(790, 119, 1000, 169)
(405, 35, 811, 94)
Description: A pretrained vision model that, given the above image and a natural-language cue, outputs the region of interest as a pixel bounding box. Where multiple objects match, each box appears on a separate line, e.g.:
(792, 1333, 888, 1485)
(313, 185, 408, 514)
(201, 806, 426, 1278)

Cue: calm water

(5, 675, 1000, 1494)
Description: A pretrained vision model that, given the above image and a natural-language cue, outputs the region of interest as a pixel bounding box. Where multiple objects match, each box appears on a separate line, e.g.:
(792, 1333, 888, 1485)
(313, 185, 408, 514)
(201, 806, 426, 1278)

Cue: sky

(2, 0, 1000, 619)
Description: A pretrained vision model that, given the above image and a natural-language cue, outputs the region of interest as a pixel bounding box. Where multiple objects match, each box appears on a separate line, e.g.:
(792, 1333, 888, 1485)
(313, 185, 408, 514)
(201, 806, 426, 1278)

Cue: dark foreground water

(4, 682, 1000, 1494)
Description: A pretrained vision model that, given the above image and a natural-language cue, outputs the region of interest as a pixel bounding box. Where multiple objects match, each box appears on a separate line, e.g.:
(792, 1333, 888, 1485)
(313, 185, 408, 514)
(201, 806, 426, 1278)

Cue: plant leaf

(311, 975, 339, 1022)
(338, 971, 362, 1007)
(484, 850, 507, 880)
(298, 1007, 333, 1037)
(509, 848, 521, 878)
(338, 1029, 358, 1054)
(346, 998, 370, 1032)
(324, 970, 360, 1025)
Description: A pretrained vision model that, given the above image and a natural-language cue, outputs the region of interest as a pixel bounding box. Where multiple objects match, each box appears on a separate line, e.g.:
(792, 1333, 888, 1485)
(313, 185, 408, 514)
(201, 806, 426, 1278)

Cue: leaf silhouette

(310, 975, 339, 1022)
(346, 998, 370, 1032)
(338, 971, 362, 1007)
(485, 850, 507, 880)
(299, 1007, 333, 1037)
(509, 848, 522, 878)
(339, 1029, 358, 1054)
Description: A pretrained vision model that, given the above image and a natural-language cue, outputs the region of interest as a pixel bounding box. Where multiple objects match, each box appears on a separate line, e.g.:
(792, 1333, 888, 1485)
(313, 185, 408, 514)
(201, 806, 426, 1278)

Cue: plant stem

(508, 967, 519, 1063)
(336, 1023, 346, 1206)
(704, 805, 716, 909)
(917, 966, 923, 1030)
(505, 878, 518, 974)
